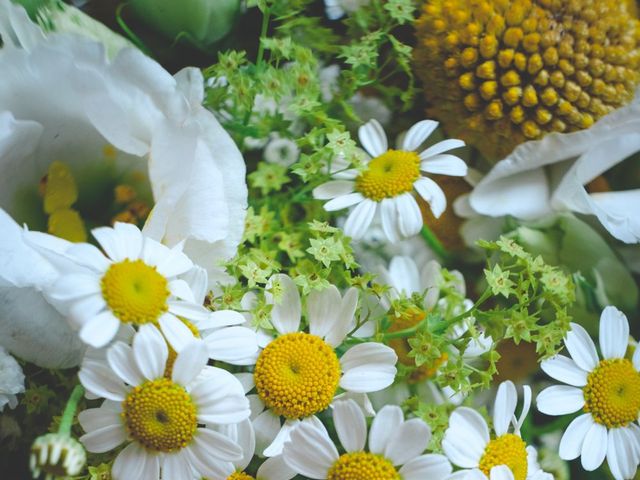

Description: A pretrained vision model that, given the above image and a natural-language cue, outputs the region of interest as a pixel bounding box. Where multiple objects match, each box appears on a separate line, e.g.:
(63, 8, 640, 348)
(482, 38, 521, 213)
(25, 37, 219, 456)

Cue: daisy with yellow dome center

(26, 222, 217, 349)
(244, 274, 397, 457)
(443, 381, 553, 480)
(281, 398, 453, 479)
(313, 119, 467, 243)
(77, 324, 250, 480)
(536, 306, 640, 480)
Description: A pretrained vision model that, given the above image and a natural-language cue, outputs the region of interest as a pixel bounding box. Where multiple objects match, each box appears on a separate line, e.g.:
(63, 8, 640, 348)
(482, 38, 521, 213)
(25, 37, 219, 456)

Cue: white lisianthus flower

(0, 346, 24, 412)
(536, 306, 640, 480)
(324, 0, 370, 20)
(282, 398, 453, 479)
(443, 381, 553, 480)
(468, 92, 640, 243)
(0, 0, 246, 367)
(313, 119, 467, 243)
(78, 325, 250, 480)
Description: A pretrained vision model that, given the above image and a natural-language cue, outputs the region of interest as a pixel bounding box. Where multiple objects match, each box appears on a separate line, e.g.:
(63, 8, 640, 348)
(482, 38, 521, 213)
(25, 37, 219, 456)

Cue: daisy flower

(27, 222, 220, 349)
(78, 324, 250, 480)
(245, 274, 397, 456)
(537, 306, 640, 480)
(282, 398, 452, 479)
(443, 381, 553, 480)
(313, 119, 467, 243)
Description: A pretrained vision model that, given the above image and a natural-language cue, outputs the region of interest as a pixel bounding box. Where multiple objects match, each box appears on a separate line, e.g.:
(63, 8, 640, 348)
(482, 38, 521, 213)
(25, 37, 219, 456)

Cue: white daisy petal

(68, 295, 107, 329)
(324, 287, 358, 347)
(343, 199, 377, 240)
(48, 274, 101, 302)
(414, 177, 446, 218)
(384, 418, 431, 465)
(442, 407, 489, 468)
(607, 427, 637, 480)
(333, 399, 367, 453)
(168, 279, 195, 303)
(634, 346, 640, 371)
(204, 327, 259, 363)
(420, 154, 468, 176)
(536, 385, 585, 415)
(159, 314, 194, 352)
(266, 274, 301, 334)
(396, 194, 423, 238)
(201, 310, 246, 329)
(161, 450, 193, 480)
(565, 322, 599, 372)
(168, 301, 211, 323)
(402, 120, 439, 151)
(282, 422, 338, 479)
(493, 381, 517, 436)
(171, 339, 208, 386)
(358, 119, 388, 157)
(133, 324, 168, 380)
(256, 454, 297, 480)
(112, 222, 144, 260)
(79, 311, 120, 348)
(540, 355, 588, 387)
(581, 422, 608, 471)
(112, 443, 147, 479)
(380, 197, 401, 243)
(419, 138, 466, 159)
(78, 406, 121, 432)
(253, 410, 282, 456)
(369, 405, 403, 455)
(307, 285, 342, 340)
(79, 362, 127, 402)
(599, 306, 629, 360)
(324, 192, 365, 212)
(193, 427, 243, 462)
(559, 413, 593, 460)
(106, 342, 144, 386)
(80, 424, 127, 453)
(398, 454, 453, 479)
(313, 180, 356, 200)
(92, 226, 129, 262)
(340, 343, 397, 393)
(153, 242, 193, 278)
(264, 420, 300, 457)
(490, 465, 515, 480)
(65, 243, 111, 272)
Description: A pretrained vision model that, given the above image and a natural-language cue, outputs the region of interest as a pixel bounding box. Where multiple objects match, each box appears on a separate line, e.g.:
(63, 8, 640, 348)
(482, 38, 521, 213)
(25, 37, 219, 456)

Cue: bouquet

(0, 0, 639, 479)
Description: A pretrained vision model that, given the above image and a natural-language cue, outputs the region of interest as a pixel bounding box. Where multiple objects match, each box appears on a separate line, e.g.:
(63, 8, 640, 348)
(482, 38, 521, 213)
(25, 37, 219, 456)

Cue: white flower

(536, 306, 640, 480)
(30, 433, 86, 479)
(444, 381, 553, 480)
(264, 136, 300, 167)
(0, 1, 246, 366)
(313, 119, 467, 243)
(245, 274, 397, 457)
(324, 0, 370, 20)
(468, 93, 640, 243)
(78, 325, 250, 480)
(0, 346, 24, 411)
(282, 398, 452, 479)
(26, 222, 219, 350)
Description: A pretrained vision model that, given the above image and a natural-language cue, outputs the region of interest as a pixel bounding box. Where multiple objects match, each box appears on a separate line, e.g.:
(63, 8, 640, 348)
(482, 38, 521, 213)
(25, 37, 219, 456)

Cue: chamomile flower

(246, 274, 397, 457)
(282, 398, 452, 479)
(537, 306, 640, 480)
(313, 119, 467, 243)
(78, 325, 250, 480)
(27, 222, 215, 349)
(443, 381, 553, 480)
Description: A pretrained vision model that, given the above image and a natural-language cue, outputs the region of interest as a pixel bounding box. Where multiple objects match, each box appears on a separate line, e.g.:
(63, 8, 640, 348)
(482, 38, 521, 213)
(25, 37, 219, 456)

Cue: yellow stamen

(227, 473, 255, 480)
(479, 434, 528, 480)
(355, 150, 421, 201)
(327, 452, 400, 480)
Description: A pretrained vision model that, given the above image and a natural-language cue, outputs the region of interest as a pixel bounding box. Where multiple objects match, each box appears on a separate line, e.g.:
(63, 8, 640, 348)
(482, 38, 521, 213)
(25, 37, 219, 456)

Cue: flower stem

(58, 385, 84, 436)
(256, 7, 271, 70)
(420, 226, 452, 264)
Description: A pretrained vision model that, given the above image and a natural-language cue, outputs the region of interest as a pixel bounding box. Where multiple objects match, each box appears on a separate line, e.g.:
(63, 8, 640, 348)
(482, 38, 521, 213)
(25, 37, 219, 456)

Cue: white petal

(78, 405, 121, 432)
(107, 342, 144, 386)
(168, 301, 211, 323)
(256, 455, 297, 480)
(340, 343, 397, 393)
(490, 465, 515, 480)
(133, 324, 168, 380)
(111, 443, 147, 479)
(399, 454, 453, 479)
(202, 310, 246, 328)
(536, 385, 584, 415)
(540, 355, 588, 387)
(599, 306, 629, 360)
(559, 414, 593, 460)
(343, 199, 377, 240)
(48, 274, 101, 302)
(414, 177, 446, 218)
(442, 407, 489, 468)
(65, 243, 110, 272)
(420, 154, 468, 176)
(324, 192, 365, 212)
(634, 346, 640, 371)
(402, 120, 439, 151)
(384, 418, 431, 465)
(307, 285, 342, 340)
(265, 274, 301, 334)
(282, 422, 338, 479)
(78, 361, 127, 402)
(159, 314, 195, 352)
(358, 119, 388, 157)
(79, 312, 120, 349)
(493, 381, 517, 436)
(193, 428, 243, 462)
(396, 194, 423, 238)
(168, 279, 195, 303)
(419, 138, 465, 159)
(80, 424, 127, 453)
(92, 226, 130, 262)
(333, 399, 367, 452)
(162, 450, 194, 480)
(369, 405, 403, 455)
(313, 180, 355, 200)
(152, 242, 193, 278)
(581, 422, 608, 471)
(324, 287, 358, 347)
(263, 420, 299, 457)
(172, 339, 208, 386)
(204, 327, 259, 364)
(565, 322, 599, 372)
(253, 410, 282, 456)
(607, 427, 637, 480)
(380, 197, 401, 243)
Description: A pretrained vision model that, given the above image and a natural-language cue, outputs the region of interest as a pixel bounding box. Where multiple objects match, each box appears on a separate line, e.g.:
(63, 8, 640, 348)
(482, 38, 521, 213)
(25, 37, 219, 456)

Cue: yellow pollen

(355, 150, 421, 201)
(101, 259, 169, 325)
(327, 452, 400, 480)
(479, 434, 528, 480)
(121, 378, 197, 453)
(227, 473, 255, 480)
(583, 358, 640, 428)
(254, 332, 341, 419)
(164, 319, 201, 379)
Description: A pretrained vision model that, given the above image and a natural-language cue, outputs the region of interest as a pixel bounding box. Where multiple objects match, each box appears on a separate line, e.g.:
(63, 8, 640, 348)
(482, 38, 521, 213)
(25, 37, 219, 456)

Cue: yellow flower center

(355, 150, 421, 201)
(327, 452, 400, 480)
(254, 332, 341, 419)
(227, 473, 255, 480)
(101, 259, 169, 325)
(164, 319, 201, 379)
(121, 378, 197, 453)
(479, 434, 528, 480)
(583, 358, 640, 428)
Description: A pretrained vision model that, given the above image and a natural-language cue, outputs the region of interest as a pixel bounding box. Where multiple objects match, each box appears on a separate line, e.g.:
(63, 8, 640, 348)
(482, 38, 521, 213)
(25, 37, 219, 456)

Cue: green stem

(58, 385, 84, 436)
(256, 7, 271, 70)
(420, 226, 452, 264)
